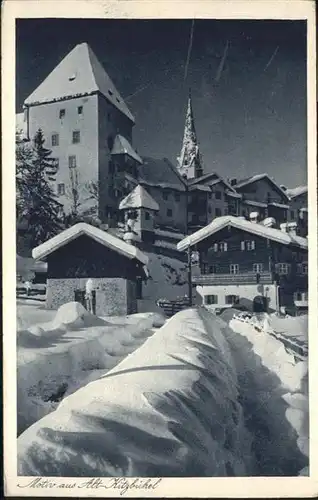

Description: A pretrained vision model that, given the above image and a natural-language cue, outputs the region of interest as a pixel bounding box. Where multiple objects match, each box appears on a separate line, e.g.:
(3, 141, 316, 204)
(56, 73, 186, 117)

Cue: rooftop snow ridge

(24, 42, 135, 123)
(32, 222, 148, 265)
(177, 215, 308, 251)
(286, 186, 308, 199)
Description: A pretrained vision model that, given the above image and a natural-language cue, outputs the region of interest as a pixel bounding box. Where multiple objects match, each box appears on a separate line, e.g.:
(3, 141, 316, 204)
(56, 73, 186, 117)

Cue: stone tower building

(22, 42, 140, 223)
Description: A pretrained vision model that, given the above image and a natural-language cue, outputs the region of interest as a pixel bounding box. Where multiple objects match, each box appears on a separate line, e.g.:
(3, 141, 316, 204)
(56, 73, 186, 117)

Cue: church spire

(177, 89, 203, 180)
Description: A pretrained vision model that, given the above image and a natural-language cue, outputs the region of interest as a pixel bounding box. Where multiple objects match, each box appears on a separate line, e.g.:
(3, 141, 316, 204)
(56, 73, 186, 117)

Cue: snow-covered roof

(243, 200, 268, 208)
(111, 135, 142, 164)
(189, 172, 237, 193)
(24, 43, 134, 123)
(119, 185, 159, 211)
(32, 223, 148, 265)
(268, 202, 290, 209)
(189, 184, 211, 192)
(286, 186, 308, 199)
(138, 157, 187, 192)
(155, 228, 185, 240)
(177, 216, 308, 251)
(235, 173, 289, 201)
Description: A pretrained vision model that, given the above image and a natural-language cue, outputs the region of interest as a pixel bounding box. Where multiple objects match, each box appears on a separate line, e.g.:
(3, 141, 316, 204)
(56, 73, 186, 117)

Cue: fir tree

(16, 129, 63, 247)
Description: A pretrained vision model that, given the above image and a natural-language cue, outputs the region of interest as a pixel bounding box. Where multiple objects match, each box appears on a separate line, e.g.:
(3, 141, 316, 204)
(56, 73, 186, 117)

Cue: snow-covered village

(14, 18, 309, 479)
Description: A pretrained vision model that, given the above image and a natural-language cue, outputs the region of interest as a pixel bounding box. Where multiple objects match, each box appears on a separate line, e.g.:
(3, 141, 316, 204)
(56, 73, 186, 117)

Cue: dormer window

(108, 89, 114, 96)
(68, 74, 76, 81)
(59, 109, 65, 119)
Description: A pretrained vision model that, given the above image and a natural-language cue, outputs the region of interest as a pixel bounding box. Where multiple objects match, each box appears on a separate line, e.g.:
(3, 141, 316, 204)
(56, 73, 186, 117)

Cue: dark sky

(16, 19, 307, 187)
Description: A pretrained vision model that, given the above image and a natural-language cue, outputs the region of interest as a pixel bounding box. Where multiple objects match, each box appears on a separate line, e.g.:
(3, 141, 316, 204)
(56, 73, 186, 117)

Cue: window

(297, 262, 308, 274)
(163, 191, 169, 201)
(253, 263, 264, 273)
(107, 135, 114, 150)
(51, 133, 59, 146)
(145, 211, 150, 221)
(215, 191, 222, 200)
(290, 210, 295, 220)
(209, 264, 218, 273)
(167, 208, 172, 217)
(57, 183, 65, 195)
(78, 106, 83, 115)
(208, 192, 212, 200)
(219, 241, 228, 252)
(276, 263, 291, 275)
(68, 155, 76, 168)
(109, 160, 115, 174)
(226, 295, 239, 305)
(205, 295, 218, 305)
(294, 291, 302, 301)
(72, 130, 80, 144)
(241, 240, 255, 251)
(230, 264, 239, 274)
(208, 206, 212, 214)
(59, 109, 65, 119)
(175, 192, 180, 202)
(294, 291, 308, 302)
(201, 263, 209, 274)
(215, 208, 222, 217)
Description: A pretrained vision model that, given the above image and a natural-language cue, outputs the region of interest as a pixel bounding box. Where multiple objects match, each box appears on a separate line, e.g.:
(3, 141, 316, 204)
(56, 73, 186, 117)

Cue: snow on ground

(17, 301, 165, 435)
(269, 313, 308, 341)
(219, 310, 308, 474)
(18, 307, 254, 477)
(17, 298, 55, 330)
(142, 252, 188, 302)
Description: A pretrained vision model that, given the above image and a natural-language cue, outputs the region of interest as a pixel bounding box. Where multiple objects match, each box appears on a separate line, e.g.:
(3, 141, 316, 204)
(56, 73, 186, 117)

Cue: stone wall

(46, 277, 135, 316)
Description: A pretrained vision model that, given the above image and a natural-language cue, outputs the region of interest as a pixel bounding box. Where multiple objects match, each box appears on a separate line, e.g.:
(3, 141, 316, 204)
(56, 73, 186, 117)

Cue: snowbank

(17, 304, 161, 434)
(223, 313, 308, 475)
(18, 308, 254, 477)
(142, 253, 188, 302)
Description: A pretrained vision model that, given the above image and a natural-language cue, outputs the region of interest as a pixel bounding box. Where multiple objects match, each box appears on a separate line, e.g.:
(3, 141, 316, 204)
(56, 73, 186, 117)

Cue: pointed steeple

(177, 89, 203, 180)
(24, 42, 134, 123)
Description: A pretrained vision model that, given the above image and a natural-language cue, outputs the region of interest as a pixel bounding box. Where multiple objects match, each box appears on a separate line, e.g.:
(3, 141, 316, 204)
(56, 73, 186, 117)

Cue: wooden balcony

(192, 271, 274, 286)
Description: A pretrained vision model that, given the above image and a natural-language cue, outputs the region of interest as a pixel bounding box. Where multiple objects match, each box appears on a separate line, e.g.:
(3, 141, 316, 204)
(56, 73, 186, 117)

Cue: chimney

(280, 222, 289, 233)
(249, 211, 259, 223)
(280, 185, 287, 191)
(263, 217, 276, 228)
(287, 221, 298, 236)
(230, 178, 237, 186)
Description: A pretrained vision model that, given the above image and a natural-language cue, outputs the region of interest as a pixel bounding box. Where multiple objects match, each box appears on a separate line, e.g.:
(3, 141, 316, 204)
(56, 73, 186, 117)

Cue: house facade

(32, 223, 148, 315)
(21, 42, 136, 222)
(177, 216, 308, 314)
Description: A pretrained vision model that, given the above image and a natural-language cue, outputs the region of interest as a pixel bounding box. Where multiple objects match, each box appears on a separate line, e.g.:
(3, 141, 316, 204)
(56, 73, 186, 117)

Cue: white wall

(196, 283, 278, 312)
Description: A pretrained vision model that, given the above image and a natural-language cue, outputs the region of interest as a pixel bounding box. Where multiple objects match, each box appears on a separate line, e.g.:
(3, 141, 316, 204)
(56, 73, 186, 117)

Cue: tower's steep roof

(24, 42, 134, 123)
(111, 135, 142, 164)
(119, 185, 159, 211)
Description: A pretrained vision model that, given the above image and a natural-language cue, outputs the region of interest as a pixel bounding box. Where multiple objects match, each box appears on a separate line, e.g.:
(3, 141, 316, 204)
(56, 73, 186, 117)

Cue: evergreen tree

(16, 129, 63, 247)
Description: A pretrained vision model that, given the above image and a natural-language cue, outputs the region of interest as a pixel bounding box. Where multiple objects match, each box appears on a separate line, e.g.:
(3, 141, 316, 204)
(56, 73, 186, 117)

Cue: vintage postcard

(2, 0, 317, 497)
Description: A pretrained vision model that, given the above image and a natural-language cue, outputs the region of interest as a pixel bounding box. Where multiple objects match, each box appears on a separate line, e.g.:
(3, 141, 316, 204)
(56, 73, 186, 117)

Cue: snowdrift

(222, 312, 308, 475)
(18, 308, 254, 477)
(17, 302, 108, 347)
(17, 304, 160, 435)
